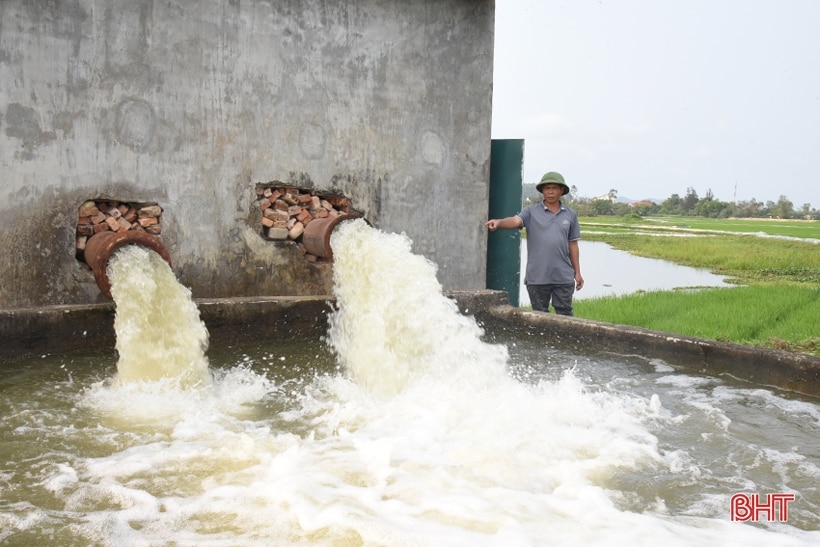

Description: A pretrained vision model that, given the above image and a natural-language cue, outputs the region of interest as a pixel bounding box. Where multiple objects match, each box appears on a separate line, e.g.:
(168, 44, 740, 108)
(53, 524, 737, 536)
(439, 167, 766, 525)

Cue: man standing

(486, 172, 584, 315)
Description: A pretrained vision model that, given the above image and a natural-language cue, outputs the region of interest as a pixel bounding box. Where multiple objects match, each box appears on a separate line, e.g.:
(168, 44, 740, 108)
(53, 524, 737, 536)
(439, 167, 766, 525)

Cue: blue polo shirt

(517, 202, 580, 285)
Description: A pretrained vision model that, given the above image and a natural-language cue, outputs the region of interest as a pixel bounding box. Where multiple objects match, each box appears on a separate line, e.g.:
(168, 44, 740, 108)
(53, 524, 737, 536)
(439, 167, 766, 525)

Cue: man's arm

(568, 239, 584, 290)
(485, 216, 523, 231)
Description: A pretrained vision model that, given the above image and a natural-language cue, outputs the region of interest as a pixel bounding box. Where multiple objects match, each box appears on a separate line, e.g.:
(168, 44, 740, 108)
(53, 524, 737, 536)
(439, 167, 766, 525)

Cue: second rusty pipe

(302, 214, 366, 260)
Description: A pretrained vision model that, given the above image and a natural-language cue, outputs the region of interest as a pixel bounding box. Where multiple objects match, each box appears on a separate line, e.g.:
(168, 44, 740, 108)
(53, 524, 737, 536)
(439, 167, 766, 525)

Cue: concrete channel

(2, 290, 818, 398)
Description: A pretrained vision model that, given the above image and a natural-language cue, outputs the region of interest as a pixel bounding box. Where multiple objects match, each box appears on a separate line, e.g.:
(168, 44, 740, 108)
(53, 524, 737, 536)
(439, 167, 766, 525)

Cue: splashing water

(328, 218, 510, 396)
(107, 245, 211, 389)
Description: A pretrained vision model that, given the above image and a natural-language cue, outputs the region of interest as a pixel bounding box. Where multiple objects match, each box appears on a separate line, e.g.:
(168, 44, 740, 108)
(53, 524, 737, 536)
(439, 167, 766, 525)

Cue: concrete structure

(0, 0, 494, 308)
(2, 292, 819, 397)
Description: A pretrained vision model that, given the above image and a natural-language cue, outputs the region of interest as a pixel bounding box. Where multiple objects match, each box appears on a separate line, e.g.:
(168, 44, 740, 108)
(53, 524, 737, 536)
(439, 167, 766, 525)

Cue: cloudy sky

(491, 0, 820, 209)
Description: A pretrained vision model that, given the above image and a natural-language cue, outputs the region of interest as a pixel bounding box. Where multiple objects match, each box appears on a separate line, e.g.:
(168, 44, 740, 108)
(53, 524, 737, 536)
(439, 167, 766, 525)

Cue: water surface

(0, 221, 816, 546)
(520, 240, 734, 306)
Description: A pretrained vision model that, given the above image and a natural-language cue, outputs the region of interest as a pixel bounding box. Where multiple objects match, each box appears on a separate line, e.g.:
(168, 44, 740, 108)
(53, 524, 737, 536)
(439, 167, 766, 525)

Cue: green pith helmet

(536, 172, 570, 195)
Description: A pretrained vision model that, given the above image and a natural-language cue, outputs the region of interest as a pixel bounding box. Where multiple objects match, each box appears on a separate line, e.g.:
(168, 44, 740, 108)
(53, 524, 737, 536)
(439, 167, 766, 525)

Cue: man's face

(542, 184, 563, 198)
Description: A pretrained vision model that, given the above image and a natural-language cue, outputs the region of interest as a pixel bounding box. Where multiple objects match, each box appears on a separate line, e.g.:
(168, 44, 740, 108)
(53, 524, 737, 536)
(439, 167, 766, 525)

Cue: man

(486, 171, 584, 315)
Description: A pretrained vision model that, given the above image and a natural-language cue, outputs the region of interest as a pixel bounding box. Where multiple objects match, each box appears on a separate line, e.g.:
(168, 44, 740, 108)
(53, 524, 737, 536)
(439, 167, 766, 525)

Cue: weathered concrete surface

(0, 0, 494, 308)
(2, 291, 818, 398)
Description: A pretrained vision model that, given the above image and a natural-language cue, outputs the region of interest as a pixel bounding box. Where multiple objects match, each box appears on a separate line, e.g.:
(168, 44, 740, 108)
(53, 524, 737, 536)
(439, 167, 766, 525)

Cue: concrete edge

(2, 290, 818, 397)
(479, 304, 820, 398)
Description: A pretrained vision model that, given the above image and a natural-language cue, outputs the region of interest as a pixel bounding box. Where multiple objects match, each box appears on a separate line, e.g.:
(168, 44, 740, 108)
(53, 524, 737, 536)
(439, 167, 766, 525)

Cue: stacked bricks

(256, 185, 354, 262)
(75, 200, 163, 259)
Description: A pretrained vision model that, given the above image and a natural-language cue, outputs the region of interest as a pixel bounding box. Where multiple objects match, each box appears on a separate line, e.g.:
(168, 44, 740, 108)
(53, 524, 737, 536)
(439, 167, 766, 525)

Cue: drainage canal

(1, 219, 815, 544)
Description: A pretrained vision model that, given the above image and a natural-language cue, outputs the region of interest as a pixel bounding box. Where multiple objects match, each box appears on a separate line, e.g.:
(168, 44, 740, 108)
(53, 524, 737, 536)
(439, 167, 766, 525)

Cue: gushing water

(0, 221, 817, 545)
(328, 218, 509, 396)
(107, 245, 211, 389)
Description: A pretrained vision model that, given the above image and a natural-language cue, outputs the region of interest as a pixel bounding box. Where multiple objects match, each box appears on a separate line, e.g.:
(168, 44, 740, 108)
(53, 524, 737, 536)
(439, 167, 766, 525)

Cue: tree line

(523, 184, 818, 220)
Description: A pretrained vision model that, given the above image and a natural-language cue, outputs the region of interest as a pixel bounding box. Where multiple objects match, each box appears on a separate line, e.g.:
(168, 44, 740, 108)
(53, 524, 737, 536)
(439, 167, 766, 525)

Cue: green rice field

(573, 216, 819, 356)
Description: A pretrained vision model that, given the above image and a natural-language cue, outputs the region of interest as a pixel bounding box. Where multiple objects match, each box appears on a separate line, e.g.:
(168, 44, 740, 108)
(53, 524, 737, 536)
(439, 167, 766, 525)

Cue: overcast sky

(491, 0, 820, 209)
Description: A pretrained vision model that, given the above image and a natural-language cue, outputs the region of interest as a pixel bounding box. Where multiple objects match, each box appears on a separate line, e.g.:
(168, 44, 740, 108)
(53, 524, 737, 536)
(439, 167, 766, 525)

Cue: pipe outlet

(302, 214, 365, 260)
(84, 230, 172, 299)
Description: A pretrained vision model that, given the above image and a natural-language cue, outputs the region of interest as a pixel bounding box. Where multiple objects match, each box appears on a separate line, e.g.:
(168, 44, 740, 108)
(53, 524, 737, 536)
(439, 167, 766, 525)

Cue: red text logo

(730, 493, 795, 522)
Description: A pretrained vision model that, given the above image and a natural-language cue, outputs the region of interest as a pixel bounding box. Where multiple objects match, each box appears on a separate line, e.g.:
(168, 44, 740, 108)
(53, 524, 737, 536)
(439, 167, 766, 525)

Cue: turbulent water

(107, 245, 211, 389)
(0, 222, 818, 546)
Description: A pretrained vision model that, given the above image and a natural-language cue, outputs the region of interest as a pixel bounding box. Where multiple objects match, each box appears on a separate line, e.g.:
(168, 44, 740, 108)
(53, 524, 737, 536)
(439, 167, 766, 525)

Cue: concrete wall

(0, 0, 494, 307)
(2, 293, 818, 397)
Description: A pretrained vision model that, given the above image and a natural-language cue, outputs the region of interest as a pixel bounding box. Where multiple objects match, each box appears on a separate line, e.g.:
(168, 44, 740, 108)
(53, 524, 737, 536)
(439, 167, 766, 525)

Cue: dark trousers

(526, 283, 575, 316)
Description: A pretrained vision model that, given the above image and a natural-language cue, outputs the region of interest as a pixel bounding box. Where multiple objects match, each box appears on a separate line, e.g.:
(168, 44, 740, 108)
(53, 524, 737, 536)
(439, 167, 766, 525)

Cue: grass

(571, 216, 820, 356)
(583, 233, 820, 285)
(573, 285, 820, 355)
(583, 215, 820, 239)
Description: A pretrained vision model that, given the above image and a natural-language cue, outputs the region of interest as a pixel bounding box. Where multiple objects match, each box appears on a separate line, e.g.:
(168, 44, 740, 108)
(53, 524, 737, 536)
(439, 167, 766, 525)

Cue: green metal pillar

(487, 139, 524, 306)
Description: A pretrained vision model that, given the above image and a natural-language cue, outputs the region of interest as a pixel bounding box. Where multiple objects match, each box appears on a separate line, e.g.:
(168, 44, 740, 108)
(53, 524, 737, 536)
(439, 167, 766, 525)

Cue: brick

(288, 222, 305, 239)
(138, 217, 158, 227)
(144, 224, 161, 235)
(287, 205, 301, 216)
(138, 205, 162, 218)
(297, 193, 313, 204)
(117, 217, 132, 231)
(105, 217, 120, 231)
(311, 196, 321, 210)
(123, 207, 138, 222)
(77, 224, 94, 237)
(91, 212, 107, 224)
(78, 201, 99, 217)
(263, 208, 278, 220)
(266, 227, 288, 240)
(106, 207, 121, 219)
(261, 217, 274, 228)
(273, 199, 289, 212)
(93, 222, 110, 234)
(259, 199, 272, 211)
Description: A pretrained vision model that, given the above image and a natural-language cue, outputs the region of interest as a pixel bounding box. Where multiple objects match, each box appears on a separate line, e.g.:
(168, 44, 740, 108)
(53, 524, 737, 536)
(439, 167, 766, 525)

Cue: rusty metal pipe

(83, 230, 172, 299)
(302, 214, 365, 260)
